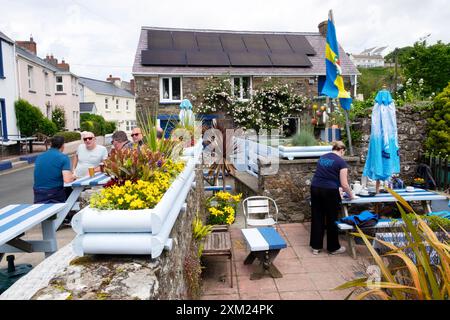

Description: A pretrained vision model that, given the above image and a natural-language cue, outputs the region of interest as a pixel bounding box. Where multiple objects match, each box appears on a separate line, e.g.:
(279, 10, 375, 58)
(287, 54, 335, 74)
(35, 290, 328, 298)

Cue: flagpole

(329, 10, 354, 155)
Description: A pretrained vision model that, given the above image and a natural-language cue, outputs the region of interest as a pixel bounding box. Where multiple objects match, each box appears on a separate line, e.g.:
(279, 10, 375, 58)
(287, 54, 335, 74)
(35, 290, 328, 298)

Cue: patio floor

(200, 222, 372, 300)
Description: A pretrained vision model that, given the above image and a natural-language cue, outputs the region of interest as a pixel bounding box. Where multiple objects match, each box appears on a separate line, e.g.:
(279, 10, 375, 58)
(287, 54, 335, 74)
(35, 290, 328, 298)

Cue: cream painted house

(79, 77, 136, 133)
(15, 38, 80, 131)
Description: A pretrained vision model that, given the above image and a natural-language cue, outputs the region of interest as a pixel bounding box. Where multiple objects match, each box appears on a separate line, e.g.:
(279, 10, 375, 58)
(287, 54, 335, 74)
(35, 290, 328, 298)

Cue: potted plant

(206, 191, 242, 227)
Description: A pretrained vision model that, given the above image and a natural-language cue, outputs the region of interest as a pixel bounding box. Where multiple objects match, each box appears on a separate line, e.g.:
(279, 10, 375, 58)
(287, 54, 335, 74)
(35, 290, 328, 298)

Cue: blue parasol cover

(363, 89, 400, 181)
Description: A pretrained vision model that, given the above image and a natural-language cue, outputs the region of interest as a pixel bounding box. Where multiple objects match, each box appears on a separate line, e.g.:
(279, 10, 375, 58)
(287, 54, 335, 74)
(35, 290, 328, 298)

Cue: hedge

(55, 131, 81, 143)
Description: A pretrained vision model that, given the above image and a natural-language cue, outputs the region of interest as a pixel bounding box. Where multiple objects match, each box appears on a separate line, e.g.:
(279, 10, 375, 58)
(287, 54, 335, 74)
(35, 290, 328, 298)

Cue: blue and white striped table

(241, 227, 287, 280)
(0, 203, 67, 259)
(341, 188, 448, 259)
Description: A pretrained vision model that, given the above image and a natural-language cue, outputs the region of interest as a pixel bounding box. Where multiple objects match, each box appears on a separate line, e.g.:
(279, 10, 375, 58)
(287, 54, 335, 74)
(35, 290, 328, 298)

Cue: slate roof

(133, 27, 359, 76)
(80, 102, 96, 113)
(0, 31, 14, 44)
(78, 77, 135, 98)
(16, 46, 59, 72)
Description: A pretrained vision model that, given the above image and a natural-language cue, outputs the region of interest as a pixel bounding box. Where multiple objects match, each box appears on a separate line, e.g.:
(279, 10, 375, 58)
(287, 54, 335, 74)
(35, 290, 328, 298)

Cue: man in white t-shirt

(72, 131, 108, 177)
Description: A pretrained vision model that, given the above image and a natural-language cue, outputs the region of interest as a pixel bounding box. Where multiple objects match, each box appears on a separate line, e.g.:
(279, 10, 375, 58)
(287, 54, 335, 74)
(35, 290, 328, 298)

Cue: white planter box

(279, 145, 332, 160)
(71, 153, 198, 258)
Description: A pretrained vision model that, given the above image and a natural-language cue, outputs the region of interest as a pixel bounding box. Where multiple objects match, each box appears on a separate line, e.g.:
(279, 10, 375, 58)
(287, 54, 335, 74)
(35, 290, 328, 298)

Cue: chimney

(57, 59, 70, 71)
(44, 54, 58, 66)
(130, 79, 135, 94)
(16, 35, 37, 55)
(106, 74, 121, 82)
(318, 20, 328, 37)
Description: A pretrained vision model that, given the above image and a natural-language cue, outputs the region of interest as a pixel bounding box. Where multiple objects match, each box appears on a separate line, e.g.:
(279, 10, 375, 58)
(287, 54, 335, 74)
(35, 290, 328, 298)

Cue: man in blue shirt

(33, 136, 75, 203)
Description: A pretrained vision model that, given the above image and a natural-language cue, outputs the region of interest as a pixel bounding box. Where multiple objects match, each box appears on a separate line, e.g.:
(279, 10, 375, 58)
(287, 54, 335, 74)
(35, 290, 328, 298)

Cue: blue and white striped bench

(0, 203, 67, 260)
(204, 185, 232, 192)
(336, 218, 405, 231)
(241, 227, 287, 280)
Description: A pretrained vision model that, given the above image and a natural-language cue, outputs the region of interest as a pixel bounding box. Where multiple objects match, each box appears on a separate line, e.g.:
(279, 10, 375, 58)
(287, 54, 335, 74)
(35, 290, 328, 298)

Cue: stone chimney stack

(130, 79, 135, 94)
(44, 54, 58, 66)
(107, 74, 121, 87)
(318, 20, 328, 37)
(57, 59, 70, 71)
(16, 35, 37, 55)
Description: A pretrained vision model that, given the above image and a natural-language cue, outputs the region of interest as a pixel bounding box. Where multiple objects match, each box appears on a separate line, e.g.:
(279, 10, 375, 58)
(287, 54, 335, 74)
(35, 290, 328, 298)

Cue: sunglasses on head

(131, 133, 141, 137)
(83, 137, 94, 141)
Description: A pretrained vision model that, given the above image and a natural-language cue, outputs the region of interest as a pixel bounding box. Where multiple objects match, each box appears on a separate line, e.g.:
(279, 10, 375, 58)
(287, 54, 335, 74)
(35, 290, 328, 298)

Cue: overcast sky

(1, 0, 448, 82)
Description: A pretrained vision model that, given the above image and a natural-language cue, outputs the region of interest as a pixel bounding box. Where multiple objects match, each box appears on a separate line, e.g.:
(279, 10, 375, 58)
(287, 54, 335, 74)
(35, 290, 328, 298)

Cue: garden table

(340, 188, 448, 258)
(9, 137, 37, 154)
(0, 203, 67, 260)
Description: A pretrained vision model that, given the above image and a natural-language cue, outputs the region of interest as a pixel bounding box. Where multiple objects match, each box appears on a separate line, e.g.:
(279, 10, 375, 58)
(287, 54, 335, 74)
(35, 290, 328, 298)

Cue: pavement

(200, 201, 371, 300)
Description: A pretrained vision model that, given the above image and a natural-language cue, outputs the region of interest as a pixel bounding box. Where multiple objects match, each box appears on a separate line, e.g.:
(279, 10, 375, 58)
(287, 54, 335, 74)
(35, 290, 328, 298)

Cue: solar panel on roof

(147, 30, 173, 49)
(242, 35, 269, 52)
(229, 52, 272, 66)
(264, 35, 293, 53)
(141, 49, 186, 66)
(172, 32, 198, 50)
(219, 34, 247, 52)
(196, 33, 223, 51)
(269, 53, 312, 67)
(186, 51, 230, 66)
(285, 35, 316, 55)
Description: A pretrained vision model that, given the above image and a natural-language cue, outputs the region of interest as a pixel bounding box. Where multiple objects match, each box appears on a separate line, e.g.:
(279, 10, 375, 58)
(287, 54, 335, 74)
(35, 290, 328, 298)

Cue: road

(0, 166, 34, 207)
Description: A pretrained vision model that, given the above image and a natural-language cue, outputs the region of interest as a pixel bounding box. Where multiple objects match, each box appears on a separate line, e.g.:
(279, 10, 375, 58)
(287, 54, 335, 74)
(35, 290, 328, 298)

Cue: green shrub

(38, 118, 58, 136)
(425, 82, 450, 155)
(14, 99, 44, 136)
(51, 106, 66, 131)
(55, 131, 81, 143)
(80, 114, 115, 136)
(291, 119, 317, 146)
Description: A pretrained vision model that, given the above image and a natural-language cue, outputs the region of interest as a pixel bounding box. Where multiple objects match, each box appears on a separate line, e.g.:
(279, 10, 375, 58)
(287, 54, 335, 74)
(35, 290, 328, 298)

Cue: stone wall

(259, 157, 360, 222)
(252, 76, 317, 97)
(30, 167, 204, 300)
(352, 103, 430, 179)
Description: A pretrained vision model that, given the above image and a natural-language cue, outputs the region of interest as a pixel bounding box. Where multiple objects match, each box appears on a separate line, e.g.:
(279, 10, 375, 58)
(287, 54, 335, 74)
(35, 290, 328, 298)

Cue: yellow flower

(117, 198, 124, 205)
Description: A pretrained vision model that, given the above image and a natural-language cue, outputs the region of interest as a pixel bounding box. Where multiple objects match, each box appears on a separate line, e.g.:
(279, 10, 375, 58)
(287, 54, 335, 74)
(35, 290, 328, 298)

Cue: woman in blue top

(310, 141, 354, 255)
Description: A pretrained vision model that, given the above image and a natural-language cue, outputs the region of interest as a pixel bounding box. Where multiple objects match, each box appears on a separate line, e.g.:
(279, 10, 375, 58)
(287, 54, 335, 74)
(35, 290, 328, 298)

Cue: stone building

(132, 23, 359, 128)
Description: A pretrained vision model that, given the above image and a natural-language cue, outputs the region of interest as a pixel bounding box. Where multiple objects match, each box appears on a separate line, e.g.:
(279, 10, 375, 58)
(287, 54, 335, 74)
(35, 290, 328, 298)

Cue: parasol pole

(329, 10, 354, 155)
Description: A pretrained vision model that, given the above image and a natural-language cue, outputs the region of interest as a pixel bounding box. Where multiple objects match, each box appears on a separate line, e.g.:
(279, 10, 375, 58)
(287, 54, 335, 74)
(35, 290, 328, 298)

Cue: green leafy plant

(80, 113, 116, 136)
(38, 117, 58, 136)
(183, 244, 203, 299)
(336, 188, 450, 300)
(55, 131, 81, 143)
(14, 99, 45, 136)
(192, 215, 213, 257)
(424, 82, 450, 155)
(51, 106, 66, 131)
(291, 117, 317, 146)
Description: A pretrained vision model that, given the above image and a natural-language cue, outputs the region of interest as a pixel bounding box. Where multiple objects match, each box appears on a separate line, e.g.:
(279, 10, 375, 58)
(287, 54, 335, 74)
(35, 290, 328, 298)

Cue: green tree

(14, 99, 44, 136)
(38, 117, 58, 136)
(80, 113, 115, 136)
(425, 82, 450, 155)
(400, 41, 450, 96)
(51, 106, 66, 131)
(357, 67, 396, 99)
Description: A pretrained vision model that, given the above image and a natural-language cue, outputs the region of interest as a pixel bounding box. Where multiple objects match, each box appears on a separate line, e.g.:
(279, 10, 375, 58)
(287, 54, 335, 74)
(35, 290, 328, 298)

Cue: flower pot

(279, 145, 332, 160)
(71, 155, 198, 258)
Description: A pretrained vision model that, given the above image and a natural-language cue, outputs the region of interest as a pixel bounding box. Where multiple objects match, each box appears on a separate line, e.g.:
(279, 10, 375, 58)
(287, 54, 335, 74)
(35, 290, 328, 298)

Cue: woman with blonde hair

(309, 141, 354, 255)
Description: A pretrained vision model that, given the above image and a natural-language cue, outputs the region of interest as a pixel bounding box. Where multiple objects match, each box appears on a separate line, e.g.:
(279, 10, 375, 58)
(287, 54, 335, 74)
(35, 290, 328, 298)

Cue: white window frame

(126, 100, 129, 111)
(56, 75, 64, 92)
(116, 99, 119, 111)
(71, 77, 77, 95)
(27, 65, 34, 90)
(159, 77, 182, 102)
(231, 76, 252, 101)
(105, 98, 109, 110)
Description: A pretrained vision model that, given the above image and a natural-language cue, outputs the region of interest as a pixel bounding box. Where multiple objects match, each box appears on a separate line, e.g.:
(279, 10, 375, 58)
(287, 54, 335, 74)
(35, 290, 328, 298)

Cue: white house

(349, 47, 387, 68)
(79, 76, 136, 133)
(0, 31, 19, 141)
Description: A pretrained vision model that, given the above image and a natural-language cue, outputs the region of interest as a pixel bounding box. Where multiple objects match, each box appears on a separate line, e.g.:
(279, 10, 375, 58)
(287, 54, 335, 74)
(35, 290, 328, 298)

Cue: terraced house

(132, 21, 359, 129)
(78, 76, 136, 134)
(15, 37, 81, 131)
(0, 31, 19, 141)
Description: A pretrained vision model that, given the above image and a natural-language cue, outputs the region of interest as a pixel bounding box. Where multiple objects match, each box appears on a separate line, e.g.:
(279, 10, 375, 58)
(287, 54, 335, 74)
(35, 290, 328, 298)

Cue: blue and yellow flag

(321, 11, 352, 110)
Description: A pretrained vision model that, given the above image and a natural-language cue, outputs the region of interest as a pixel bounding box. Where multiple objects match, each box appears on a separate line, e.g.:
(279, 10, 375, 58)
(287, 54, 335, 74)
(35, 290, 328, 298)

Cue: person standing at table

(309, 141, 354, 255)
(72, 131, 108, 177)
(33, 136, 75, 203)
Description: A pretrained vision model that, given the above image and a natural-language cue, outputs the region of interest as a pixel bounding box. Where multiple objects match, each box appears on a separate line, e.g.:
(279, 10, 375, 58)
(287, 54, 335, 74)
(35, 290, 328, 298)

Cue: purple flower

(157, 160, 162, 167)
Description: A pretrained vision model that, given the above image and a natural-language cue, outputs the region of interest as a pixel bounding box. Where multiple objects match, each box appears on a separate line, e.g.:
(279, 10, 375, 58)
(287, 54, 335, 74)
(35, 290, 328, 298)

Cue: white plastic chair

(242, 196, 278, 229)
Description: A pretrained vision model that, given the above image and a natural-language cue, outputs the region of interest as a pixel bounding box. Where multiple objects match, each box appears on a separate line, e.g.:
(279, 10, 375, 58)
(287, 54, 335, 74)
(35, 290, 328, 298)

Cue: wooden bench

(202, 229, 233, 287)
(241, 227, 287, 280)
